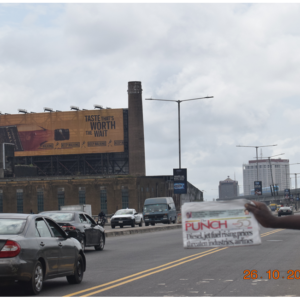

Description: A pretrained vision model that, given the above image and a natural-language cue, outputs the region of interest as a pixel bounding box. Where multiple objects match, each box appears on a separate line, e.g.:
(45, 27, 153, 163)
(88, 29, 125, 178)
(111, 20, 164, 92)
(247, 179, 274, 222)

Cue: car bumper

(111, 219, 134, 225)
(0, 257, 29, 283)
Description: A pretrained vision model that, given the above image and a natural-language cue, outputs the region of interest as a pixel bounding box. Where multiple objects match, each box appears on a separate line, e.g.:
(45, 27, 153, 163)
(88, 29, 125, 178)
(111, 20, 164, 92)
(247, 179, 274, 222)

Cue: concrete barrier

(105, 224, 182, 238)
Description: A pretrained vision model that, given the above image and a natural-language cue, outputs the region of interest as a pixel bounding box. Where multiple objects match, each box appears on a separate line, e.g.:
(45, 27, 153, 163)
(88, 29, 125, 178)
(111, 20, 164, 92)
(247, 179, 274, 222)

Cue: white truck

(110, 208, 143, 229)
(60, 204, 92, 216)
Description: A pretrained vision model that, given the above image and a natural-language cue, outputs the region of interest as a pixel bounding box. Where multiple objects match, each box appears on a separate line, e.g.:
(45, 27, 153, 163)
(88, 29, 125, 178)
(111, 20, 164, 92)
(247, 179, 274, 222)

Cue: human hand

(244, 201, 277, 228)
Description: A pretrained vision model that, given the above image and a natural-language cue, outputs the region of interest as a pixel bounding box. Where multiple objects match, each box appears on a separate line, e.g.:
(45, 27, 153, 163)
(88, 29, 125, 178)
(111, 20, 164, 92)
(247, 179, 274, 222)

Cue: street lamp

(146, 96, 213, 168)
(260, 153, 284, 197)
(284, 163, 300, 189)
(236, 144, 277, 181)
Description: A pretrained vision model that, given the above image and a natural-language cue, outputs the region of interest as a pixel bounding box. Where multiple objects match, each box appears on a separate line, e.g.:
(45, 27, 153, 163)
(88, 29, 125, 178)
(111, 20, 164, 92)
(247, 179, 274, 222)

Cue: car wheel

(145, 222, 149, 226)
(95, 233, 104, 251)
(25, 261, 44, 295)
(131, 221, 135, 227)
(120, 225, 123, 228)
(67, 255, 84, 284)
(167, 219, 171, 224)
(172, 217, 176, 224)
(111, 225, 115, 229)
(80, 238, 85, 252)
(151, 222, 155, 226)
(139, 219, 143, 227)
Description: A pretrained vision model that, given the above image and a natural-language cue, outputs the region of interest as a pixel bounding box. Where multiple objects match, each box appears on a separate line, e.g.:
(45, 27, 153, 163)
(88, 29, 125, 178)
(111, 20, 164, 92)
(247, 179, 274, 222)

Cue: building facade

(0, 175, 203, 215)
(243, 158, 290, 196)
(219, 176, 239, 199)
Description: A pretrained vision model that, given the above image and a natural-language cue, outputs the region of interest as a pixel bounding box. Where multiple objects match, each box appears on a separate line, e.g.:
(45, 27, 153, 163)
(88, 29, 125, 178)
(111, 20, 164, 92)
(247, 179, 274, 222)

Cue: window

(79, 187, 86, 205)
(100, 187, 107, 214)
(16, 189, 23, 213)
(36, 219, 52, 237)
(0, 191, 3, 213)
(45, 218, 64, 237)
(79, 214, 88, 223)
(57, 188, 65, 210)
(85, 214, 96, 225)
(37, 189, 44, 213)
(122, 187, 129, 209)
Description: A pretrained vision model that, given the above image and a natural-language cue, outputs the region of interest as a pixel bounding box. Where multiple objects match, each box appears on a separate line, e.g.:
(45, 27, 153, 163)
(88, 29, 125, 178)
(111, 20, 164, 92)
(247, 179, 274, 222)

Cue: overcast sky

(1, 3, 300, 200)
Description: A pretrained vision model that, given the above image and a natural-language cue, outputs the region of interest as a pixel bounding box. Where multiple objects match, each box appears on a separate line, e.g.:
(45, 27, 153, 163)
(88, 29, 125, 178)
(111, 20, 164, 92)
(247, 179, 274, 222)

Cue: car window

(79, 214, 88, 223)
(0, 218, 26, 235)
(36, 219, 52, 237)
(45, 218, 65, 238)
(85, 214, 95, 224)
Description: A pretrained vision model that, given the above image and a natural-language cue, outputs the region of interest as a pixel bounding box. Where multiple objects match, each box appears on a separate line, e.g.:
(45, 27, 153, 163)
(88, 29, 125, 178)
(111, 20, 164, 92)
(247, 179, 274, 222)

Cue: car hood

(112, 214, 134, 219)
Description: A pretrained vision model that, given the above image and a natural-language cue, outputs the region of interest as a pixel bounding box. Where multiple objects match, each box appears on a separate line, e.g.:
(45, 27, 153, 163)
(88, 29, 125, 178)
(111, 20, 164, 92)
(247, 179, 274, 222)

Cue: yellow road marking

(64, 228, 284, 297)
(80, 248, 227, 297)
(63, 248, 222, 297)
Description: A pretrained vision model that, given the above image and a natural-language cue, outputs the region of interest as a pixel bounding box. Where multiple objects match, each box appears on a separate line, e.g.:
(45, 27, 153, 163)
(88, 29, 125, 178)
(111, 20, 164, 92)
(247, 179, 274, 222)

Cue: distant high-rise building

(219, 176, 239, 199)
(243, 158, 290, 196)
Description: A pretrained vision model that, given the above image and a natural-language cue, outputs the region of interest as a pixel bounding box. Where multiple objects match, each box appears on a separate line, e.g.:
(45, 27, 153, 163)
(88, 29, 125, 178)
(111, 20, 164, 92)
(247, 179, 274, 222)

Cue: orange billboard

(0, 109, 124, 156)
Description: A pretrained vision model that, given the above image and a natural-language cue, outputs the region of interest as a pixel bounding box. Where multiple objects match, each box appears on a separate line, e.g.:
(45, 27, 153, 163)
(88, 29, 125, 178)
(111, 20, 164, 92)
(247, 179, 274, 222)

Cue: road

(1, 225, 300, 296)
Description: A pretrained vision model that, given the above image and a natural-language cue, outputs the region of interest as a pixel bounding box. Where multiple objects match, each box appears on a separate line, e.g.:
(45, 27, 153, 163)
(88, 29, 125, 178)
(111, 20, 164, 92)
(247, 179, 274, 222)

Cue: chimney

(128, 81, 146, 176)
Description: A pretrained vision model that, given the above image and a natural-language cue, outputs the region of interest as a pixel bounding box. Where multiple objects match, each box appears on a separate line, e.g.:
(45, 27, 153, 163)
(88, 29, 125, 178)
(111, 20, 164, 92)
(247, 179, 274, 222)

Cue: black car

(0, 213, 86, 295)
(40, 211, 105, 252)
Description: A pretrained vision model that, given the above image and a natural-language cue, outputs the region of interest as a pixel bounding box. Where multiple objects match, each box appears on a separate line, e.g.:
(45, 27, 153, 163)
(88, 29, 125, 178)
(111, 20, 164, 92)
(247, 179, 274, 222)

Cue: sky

(1, 3, 300, 201)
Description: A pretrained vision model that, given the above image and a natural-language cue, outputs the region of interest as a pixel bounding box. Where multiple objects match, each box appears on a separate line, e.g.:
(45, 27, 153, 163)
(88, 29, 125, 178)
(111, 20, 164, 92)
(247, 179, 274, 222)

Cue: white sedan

(110, 209, 143, 228)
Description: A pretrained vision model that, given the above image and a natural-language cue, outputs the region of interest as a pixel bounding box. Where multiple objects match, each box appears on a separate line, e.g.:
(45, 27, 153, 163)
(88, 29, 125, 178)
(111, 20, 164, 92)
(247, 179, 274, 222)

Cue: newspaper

(182, 199, 261, 248)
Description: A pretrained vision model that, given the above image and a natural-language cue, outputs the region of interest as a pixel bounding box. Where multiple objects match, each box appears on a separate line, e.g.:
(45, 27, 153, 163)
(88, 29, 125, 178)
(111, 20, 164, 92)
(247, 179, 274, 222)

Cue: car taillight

(0, 240, 21, 258)
(61, 226, 76, 231)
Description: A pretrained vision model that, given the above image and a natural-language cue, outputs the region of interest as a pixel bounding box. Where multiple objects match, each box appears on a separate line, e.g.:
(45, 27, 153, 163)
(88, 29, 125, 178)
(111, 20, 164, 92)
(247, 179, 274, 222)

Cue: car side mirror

(134, 212, 138, 215)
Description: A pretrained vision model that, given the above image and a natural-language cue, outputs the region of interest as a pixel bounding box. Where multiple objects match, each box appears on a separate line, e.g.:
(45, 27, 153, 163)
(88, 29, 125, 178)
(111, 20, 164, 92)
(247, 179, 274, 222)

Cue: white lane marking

(189, 291, 199, 293)
(158, 283, 165, 285)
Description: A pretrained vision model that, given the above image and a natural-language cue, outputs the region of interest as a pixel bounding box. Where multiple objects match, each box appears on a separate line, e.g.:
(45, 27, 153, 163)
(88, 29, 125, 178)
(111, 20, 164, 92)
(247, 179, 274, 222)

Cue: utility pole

(237, 144, 277, 181)
(146, 96, 213, 168)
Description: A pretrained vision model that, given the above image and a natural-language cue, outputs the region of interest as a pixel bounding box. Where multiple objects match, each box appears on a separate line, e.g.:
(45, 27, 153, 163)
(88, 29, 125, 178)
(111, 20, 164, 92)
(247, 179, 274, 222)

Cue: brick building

(0, 81, 203, 214)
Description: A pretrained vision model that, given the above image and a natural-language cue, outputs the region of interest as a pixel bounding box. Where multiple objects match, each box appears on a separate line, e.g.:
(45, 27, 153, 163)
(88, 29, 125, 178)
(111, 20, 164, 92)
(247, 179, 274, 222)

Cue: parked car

(110, 209, 143, 228)
(0, 213, 86, 295)
(40, 211, 105, 252)
(278, 207, 294, 217)
(143, 197, 177, 226)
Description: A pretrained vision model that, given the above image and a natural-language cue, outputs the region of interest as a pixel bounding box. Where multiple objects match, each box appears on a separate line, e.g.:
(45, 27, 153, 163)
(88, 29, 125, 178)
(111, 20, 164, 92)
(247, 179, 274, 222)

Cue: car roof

(0, 213, 31, 219)
(40, 211, 77, 214)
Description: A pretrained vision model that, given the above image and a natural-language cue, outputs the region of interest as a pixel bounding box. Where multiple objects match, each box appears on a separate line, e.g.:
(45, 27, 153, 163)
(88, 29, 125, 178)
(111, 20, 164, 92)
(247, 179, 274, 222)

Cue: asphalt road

(2, 224, 300, 297)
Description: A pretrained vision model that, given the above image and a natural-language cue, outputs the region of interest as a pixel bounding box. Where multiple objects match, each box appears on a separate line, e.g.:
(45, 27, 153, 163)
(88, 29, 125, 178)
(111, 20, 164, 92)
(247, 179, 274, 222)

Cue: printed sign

(173, 168, 187, 194)
(0, 109, 124, 156)
(284, 189, 290, 200)
(254, 181, 262, 196)
(182, 200, 261, 248)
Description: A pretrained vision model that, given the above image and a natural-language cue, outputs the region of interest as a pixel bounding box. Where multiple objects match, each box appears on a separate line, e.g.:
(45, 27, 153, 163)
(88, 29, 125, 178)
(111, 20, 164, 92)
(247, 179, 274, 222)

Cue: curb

(105, 224, 182, 238)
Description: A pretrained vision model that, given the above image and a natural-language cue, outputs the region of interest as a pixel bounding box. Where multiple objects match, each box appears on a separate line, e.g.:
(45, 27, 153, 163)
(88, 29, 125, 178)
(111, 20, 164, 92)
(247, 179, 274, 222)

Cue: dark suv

(278, 207, 293, 217)
(40, 211, 105, 252)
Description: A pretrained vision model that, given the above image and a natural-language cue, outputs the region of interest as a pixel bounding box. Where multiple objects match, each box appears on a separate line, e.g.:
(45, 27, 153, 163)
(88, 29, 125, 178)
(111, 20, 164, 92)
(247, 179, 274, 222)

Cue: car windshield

(115, 209, 133, 215)
(40, 212, 74, 222)
(0, 219, 26, 235)
(143, 204, 168, 212)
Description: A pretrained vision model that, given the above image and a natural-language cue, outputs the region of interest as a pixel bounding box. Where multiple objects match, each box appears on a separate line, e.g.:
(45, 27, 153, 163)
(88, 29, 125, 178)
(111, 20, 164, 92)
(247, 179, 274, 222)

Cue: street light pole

(261, 153, 284, 198)
(236, 144, 277, 181)
(146, 96, 213, 169)
(285, 163, 300, 189)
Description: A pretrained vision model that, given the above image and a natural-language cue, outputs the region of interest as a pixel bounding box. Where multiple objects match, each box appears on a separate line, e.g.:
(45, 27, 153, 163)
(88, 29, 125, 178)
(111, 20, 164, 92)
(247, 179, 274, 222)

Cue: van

(143, 197, 177, 226)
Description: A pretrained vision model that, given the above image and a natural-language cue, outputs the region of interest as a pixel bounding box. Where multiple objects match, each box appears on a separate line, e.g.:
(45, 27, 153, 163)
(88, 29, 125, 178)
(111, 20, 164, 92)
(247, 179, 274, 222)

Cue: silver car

(0, 214, 86, 295)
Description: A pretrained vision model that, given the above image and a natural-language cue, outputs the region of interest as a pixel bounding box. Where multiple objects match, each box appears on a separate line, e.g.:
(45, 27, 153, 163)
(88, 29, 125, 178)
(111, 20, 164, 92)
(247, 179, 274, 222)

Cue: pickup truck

(110, 208, 143, 228)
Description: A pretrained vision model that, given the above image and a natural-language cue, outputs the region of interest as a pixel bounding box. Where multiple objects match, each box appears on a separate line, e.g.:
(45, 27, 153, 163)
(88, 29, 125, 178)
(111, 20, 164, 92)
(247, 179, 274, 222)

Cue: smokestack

(128, 81, 146, 176)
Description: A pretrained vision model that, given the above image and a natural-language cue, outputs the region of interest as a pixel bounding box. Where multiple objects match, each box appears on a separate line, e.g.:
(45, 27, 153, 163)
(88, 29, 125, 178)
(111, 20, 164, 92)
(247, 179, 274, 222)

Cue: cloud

(1, 4, 300, 199)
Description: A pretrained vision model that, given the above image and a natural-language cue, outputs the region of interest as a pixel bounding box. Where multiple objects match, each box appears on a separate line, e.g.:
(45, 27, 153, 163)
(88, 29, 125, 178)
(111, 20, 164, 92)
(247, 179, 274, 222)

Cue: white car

(110, 209, 143, 229)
